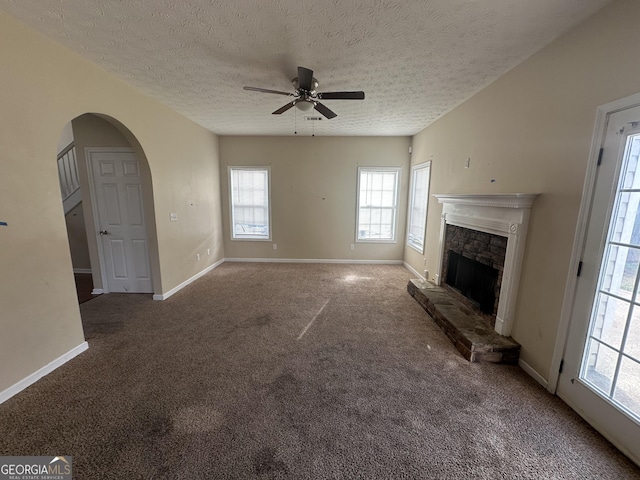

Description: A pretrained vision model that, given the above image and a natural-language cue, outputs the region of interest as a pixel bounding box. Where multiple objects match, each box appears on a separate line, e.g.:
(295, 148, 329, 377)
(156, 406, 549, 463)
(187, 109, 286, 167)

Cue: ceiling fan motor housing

(293, 76, 319, 94)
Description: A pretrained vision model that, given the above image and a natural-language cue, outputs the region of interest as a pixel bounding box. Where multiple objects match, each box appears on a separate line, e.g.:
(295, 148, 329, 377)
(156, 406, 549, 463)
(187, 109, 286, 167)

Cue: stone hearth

(407, 279, 520, 364)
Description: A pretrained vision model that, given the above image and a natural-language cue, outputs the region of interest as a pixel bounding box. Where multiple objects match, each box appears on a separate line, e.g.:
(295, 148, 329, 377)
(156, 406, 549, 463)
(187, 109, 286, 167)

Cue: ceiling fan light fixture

(295, 99, 315, 112)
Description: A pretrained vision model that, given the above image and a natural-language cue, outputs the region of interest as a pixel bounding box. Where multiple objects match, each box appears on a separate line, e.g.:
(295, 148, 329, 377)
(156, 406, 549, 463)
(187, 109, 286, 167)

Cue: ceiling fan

(243, 66, 365, 119)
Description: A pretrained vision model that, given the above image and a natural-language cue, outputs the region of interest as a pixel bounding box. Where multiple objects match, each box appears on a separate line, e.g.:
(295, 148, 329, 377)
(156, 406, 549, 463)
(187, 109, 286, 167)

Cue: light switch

(170, 213, 178, 222)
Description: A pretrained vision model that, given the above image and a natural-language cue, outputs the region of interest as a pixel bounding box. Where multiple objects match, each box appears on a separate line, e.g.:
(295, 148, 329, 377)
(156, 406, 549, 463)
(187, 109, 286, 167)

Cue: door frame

(550, 92, 640, 394)
(85, 146, 151, 294)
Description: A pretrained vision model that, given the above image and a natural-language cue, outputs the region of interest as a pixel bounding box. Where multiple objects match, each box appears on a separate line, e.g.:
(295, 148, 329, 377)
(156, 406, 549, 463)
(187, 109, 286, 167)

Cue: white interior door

(558, 106, 640, 465)
(89, 149, 152, 294)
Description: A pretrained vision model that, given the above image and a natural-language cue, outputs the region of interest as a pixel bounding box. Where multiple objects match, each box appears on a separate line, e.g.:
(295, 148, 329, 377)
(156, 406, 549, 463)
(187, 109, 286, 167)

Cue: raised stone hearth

(407, 279, 520, 364)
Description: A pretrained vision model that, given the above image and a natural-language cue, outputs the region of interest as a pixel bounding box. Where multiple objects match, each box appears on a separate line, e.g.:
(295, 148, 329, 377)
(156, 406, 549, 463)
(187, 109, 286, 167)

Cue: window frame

(228, 166, 272, 241)
(406, 161, 432, 254)
(355, 166, 401, 244)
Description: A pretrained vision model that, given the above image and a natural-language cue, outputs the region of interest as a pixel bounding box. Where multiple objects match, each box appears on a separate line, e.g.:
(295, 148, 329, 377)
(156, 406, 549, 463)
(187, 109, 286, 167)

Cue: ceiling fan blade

(319, 91, 365, 100)
(314, 102, 337, 119)
(244, 86, 294, 96)
(272, 101, 296, 115)
(297, 66, 314, 91)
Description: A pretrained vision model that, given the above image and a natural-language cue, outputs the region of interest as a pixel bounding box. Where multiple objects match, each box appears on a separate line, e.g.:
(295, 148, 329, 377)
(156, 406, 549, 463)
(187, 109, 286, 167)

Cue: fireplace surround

(433, 193, 538, 337)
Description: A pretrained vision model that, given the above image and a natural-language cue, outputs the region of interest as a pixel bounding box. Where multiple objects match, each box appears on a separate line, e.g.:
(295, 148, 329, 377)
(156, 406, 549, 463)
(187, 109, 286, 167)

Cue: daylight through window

(356, 167, 400, 242)
(407, 162, 431, 253)
(229, 167, 270, 240)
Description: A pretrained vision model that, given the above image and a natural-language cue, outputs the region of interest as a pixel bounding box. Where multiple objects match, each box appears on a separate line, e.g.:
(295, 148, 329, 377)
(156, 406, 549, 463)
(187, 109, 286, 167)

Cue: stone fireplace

(443, 224, 507, 319)
(433, 194, 538, 337)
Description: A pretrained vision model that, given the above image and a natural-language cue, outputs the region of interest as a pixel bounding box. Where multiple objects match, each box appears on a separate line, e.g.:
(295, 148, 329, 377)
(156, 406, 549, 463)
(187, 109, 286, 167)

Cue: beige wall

(57, 122, 74, 153)
(219, 136, 411, 261)
(0, 12, 223, 394)
(405, 0, 640, 381)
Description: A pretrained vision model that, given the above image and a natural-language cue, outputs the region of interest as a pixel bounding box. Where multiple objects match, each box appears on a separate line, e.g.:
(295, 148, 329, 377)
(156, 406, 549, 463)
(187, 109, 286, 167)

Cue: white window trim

(228, 166, 272, 241)
(355, 166, 401, 244)
(406, 161, 432, 254)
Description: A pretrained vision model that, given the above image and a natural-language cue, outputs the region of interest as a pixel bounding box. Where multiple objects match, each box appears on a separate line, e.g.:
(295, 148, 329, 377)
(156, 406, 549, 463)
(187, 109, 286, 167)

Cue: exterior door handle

(99, 230, 109, 235)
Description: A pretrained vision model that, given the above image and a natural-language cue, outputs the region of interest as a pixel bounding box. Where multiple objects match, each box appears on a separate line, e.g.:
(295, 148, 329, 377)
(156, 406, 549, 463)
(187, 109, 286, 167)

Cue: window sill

(355, 239, 398, 244)
(231, 237, 272, 242)
(406, 243, 424, 254)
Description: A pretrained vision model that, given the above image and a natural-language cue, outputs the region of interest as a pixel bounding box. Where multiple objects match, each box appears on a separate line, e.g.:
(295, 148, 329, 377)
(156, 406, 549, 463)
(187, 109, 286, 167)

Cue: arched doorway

(57, 113, 160, 300)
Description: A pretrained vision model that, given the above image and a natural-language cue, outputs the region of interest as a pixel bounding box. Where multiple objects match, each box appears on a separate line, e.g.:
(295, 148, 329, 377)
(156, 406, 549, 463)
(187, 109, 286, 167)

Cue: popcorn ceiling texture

(1, 0, 612, 136)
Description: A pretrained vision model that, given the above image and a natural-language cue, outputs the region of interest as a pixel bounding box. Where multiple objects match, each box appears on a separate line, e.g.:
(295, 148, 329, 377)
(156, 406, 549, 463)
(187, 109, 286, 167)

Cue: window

(229, 167, 270, 240)
(356, 167, 400, 242)
(406, 161, 431, 253)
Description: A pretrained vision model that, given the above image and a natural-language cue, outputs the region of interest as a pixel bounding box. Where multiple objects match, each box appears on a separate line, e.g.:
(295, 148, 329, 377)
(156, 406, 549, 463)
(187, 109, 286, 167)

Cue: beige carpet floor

(1, 263, 639, 479)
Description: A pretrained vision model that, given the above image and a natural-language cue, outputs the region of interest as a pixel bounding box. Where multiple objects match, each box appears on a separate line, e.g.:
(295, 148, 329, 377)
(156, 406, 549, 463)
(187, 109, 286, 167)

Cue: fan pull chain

(294, 108, 297, 135)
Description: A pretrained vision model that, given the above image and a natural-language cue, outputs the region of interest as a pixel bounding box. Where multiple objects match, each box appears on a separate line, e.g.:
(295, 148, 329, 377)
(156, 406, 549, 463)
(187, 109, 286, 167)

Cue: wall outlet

(273, 244, 277, 250)
(207, 248, 210, 256)
(350, 244, 355, 250)
(196, 253, 200, 262)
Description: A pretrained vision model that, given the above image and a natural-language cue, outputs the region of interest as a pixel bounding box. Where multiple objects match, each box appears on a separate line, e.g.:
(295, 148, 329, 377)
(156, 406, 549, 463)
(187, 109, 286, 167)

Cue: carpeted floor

(1, 263, 639, 479)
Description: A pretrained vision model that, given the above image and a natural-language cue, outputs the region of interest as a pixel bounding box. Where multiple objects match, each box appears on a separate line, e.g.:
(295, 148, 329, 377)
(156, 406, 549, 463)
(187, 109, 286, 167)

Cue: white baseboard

(73, 268, 92, 274)
(91, 288, 105, 295)
(518, 358, 548, 389)
(224, 258, 404, 265)
(0, 342, 89, 405)
(403, 262, 426, 281)
(153, 258, 225, 300)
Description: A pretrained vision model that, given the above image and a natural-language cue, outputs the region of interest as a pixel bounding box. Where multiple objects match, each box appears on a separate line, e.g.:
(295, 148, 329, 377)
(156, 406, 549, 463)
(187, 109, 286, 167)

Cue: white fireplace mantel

(433, 193, 539, 337)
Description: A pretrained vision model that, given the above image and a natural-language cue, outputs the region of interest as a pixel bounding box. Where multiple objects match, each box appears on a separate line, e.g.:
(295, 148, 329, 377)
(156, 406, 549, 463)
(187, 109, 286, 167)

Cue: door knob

(99, 230, 109, 235)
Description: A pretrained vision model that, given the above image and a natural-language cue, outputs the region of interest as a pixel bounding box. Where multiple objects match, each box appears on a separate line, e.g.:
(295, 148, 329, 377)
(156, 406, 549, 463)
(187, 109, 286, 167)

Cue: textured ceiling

(1, 0, 612, 136)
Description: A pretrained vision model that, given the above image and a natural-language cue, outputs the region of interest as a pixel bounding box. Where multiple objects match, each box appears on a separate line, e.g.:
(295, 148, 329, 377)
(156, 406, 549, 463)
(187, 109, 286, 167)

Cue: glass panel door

(557, 105, 640, 467)
(581, 133, 640, 422)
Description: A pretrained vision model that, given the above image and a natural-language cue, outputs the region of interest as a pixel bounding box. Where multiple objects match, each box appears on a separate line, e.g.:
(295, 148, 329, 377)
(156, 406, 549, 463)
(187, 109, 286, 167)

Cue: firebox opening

(446, 251, 499, 314)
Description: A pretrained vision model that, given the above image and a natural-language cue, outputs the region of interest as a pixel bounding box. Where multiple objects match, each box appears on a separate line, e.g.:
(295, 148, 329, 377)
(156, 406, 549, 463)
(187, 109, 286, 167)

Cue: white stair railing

(58, 143, 81, 214)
